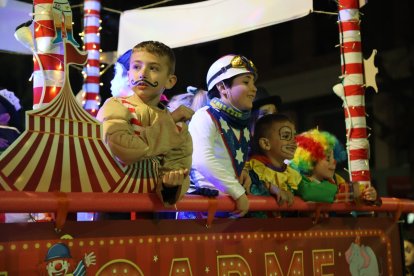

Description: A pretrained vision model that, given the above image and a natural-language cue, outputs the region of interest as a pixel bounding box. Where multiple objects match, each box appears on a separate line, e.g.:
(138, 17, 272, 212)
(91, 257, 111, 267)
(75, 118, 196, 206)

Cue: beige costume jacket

(97, 94, 192, 205)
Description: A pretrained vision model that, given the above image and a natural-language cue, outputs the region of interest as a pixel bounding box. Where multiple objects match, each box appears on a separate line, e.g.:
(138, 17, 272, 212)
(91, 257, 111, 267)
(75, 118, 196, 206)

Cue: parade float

(0, 0, 413, 274)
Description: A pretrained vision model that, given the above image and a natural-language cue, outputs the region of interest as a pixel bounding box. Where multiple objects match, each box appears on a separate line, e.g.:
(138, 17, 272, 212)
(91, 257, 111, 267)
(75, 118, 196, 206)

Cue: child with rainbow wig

(290, 128, 380, 204)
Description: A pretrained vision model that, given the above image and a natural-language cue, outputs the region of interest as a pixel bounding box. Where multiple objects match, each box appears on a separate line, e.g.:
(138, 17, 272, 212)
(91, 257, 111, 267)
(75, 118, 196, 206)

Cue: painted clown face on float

(46, 259, 70, 276)
(44, 243, 73, 276)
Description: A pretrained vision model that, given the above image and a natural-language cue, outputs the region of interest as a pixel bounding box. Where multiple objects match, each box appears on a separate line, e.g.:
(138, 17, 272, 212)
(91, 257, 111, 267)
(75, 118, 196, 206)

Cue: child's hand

(171, 105, 194, 123)
(285, 190, 294, 206)
(238, 170, 251, 194)
(361, 185, 377, 201)
(162, 168, 189, 187)
(268, 186, 293, 206)
(269, 185, 283, 204)
(231, 194, 249, 218)
(278, 190, 294, 207)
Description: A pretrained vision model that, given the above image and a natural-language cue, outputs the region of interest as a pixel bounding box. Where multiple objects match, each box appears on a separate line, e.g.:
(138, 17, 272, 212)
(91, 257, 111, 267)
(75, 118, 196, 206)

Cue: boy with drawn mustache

(97, 41, 193, 208)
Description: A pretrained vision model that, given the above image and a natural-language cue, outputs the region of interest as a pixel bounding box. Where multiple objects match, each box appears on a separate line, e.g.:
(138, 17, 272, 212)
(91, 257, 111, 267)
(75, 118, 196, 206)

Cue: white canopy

(0, 0, 32, 54)
(118, 0, 312, 54)
(0, 0, 313, 55)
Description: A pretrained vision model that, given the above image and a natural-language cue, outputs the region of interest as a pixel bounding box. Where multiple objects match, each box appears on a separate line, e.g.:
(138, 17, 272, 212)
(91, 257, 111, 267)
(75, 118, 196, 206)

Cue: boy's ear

(165, 74, 177, 89)
(259, 137, 271, 151)
(216, 82, 227, 98)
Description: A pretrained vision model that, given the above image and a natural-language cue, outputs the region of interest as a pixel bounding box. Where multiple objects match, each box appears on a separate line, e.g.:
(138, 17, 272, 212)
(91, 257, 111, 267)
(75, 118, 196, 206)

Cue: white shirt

(189, 106, 246, 200)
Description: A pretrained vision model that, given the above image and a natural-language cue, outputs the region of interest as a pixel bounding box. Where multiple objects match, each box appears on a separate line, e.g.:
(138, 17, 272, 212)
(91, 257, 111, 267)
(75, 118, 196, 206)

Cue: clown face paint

(267, 121, 297, 164)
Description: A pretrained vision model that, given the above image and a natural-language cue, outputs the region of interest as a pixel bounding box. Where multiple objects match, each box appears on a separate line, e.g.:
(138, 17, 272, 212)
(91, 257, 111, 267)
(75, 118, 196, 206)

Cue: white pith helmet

(206, 54, 257, 91)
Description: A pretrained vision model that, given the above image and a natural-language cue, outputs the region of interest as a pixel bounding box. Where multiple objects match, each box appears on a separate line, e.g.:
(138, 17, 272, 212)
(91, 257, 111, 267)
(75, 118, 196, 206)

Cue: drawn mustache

(130, 79, 159, 88)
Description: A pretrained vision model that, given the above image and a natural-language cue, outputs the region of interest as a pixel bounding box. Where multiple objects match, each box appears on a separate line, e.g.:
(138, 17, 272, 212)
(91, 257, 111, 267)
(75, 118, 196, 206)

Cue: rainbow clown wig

(290, 129, 347, 176)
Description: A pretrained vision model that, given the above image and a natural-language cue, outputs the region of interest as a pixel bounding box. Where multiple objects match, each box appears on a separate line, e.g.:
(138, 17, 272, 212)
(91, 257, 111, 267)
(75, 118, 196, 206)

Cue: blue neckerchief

(207, 98, 251, 176)
(209, 98, 251, 128)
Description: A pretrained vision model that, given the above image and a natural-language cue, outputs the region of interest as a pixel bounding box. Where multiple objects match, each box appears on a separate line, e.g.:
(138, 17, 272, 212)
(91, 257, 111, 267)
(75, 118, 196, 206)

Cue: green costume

(296, 175, 338, 203)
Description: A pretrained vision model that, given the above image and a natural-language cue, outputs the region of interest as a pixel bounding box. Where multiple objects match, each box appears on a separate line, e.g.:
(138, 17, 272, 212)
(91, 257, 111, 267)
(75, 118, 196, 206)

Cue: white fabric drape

(0, 0, 32, 54)
(118, 0, 312, 53)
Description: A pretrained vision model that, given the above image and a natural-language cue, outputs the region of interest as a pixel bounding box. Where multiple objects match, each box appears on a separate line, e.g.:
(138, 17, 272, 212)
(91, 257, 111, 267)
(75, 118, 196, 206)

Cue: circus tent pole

(81, 0, 101, 116)
(334, 0, 371, 187)
(33, 0, 65, 109)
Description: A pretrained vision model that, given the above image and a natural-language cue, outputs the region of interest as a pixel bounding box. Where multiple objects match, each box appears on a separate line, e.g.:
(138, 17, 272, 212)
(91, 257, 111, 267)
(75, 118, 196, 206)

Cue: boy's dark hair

(251, 113, 293, 155)
(132, 41, 176, 74)
(207, 77, 233, 99)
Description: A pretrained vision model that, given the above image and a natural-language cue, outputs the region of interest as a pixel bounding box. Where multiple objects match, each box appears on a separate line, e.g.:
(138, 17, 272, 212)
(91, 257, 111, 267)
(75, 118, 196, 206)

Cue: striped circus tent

(0, 42, 124, 192)
(112, 159, 160, 193)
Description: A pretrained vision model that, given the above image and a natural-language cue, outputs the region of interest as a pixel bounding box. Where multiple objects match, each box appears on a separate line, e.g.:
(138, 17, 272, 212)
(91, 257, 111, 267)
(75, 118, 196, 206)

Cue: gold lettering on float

(217, 254, 252, 275)
(312, 249, 335, 276)
(169, 258, 193, 276)
(265, 251, 304, 275)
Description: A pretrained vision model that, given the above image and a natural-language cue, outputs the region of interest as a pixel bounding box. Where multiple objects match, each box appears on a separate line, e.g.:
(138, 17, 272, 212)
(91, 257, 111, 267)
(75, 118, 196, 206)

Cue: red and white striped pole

(333, 0, 371, 188)
(81, 0, 101, 116)
(33, 0, 65, 109)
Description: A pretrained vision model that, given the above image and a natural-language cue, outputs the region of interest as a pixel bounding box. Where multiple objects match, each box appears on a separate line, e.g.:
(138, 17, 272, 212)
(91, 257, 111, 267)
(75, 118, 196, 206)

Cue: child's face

(267, 121, 297, 162)
(312, 150, 336, 180)
(405, 240, 414, 267)
(128, 50, 176, 105)
(223, 73, 256, 111)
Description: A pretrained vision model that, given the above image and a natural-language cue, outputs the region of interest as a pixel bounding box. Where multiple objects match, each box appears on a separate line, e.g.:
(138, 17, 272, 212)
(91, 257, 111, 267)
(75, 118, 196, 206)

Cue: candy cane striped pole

(82, 0, 101, 116)
(33, 0, 65, 109)
(334, 0, 371, 187)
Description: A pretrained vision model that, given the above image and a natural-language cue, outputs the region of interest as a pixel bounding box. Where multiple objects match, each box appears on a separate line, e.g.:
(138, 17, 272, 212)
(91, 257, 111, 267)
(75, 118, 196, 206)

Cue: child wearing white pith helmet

(189, 54, 258, 218)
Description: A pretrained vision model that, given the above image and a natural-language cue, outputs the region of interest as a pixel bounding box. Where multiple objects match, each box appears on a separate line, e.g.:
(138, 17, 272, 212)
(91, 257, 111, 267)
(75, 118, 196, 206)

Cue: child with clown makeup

(245, 114, 301, 212)
(290, 128, 380, 205)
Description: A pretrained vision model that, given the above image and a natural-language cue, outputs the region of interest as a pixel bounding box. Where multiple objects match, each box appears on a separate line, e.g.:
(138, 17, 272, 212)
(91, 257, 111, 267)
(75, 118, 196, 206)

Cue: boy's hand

(162, 168, 189, 187)
(271, 188, 294, 207)
(238, 170, 251, 194)
(231, 194, 249, 218)
(283, 190, 294, 206)
(361, 185, 377, 201)
(171, 105, 194, 123)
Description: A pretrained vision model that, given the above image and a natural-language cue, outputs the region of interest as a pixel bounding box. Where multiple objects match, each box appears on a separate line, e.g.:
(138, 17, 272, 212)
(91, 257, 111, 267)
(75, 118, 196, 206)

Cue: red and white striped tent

(0, 42, 124, 192)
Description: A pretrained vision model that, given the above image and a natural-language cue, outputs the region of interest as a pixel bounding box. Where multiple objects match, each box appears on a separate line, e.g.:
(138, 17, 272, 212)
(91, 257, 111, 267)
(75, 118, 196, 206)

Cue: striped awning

(0, 42, 123, 192)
